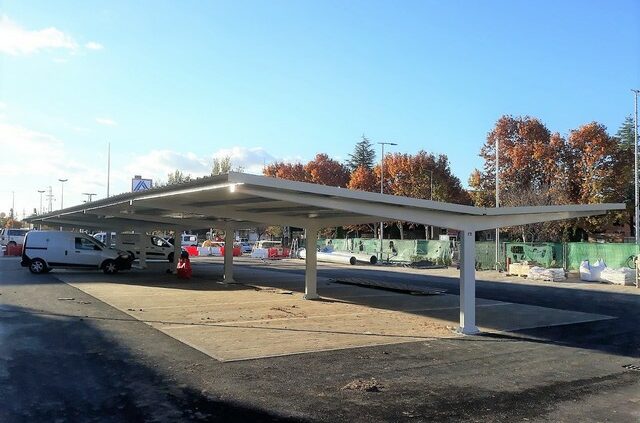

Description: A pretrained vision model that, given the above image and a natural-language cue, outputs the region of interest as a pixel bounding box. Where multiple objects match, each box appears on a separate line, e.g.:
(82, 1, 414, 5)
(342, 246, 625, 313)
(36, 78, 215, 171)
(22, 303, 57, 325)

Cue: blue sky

(1, 0, 639, 216)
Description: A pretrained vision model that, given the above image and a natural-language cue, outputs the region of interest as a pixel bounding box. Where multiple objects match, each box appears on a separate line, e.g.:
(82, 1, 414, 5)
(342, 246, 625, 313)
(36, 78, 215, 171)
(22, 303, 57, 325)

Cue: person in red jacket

(176, 250, 192, 279)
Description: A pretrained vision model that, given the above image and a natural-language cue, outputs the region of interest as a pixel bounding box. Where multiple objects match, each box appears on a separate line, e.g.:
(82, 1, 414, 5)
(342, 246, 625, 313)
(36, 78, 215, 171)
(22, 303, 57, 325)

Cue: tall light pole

(378, 141, 397, 259)
(82, 192, 97, 202)
(58, 178, 68, 210)
(429, 169, 434, 239)
(37, 190, 45, 214)
(46, 186, 53, 212)
(107, 142, 111, 198)
(495, 135, 500, 271)
(632, 89, 639, 246)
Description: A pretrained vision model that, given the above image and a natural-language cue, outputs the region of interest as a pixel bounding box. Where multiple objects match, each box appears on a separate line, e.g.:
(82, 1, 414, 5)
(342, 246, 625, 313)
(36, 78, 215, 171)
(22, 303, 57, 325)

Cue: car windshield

(93, 237, 107, 248)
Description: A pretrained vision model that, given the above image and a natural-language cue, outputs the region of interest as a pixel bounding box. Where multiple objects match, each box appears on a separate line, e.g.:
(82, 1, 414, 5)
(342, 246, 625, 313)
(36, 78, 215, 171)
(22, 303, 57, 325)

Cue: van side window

(75, 237, 100, 251)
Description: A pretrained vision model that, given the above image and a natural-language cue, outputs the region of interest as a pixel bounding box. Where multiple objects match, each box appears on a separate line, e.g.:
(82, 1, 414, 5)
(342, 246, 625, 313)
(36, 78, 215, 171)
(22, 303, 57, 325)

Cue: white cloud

(212, 146, 278, 174)
(85, 41, 103, 50)
(126, 146, 287, 185)
(0, 15, 78, 55)
(125, 150, 211, 184)
(95, 117, 117, 126)
(0, 121, 107, 215)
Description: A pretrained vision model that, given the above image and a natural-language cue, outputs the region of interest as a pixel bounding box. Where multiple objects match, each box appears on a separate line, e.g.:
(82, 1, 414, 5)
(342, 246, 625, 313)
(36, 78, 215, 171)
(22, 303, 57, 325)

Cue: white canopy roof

(26, 172, 624, 232)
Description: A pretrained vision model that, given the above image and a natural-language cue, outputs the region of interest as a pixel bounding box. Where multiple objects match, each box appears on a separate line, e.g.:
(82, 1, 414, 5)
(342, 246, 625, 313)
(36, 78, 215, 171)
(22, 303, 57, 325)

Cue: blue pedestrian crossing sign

(131, 178, 153, 192)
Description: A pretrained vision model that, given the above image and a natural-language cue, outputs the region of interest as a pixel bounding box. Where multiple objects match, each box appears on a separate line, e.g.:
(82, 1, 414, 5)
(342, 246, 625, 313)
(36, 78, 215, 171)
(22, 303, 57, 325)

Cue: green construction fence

(477, 241, 637, 270)
(316, 238, 638, 270)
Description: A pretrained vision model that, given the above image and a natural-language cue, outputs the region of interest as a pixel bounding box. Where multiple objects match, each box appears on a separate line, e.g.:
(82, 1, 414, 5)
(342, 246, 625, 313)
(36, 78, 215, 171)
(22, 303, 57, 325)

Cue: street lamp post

(377, 141, 397, 259)
(429, 169, 434, 239)
(58, 179, 68, 209)
(495, 135, 500, 271)
(632, 89, 639, 246)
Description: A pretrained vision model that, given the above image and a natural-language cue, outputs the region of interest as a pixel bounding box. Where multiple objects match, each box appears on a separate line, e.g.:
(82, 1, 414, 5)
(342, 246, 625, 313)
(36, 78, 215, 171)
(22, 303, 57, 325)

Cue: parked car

(21, 230, 131, 274)
(240, 242, 253, 254)
(116, 233, 176, 263)
(0, 228, 30, 247)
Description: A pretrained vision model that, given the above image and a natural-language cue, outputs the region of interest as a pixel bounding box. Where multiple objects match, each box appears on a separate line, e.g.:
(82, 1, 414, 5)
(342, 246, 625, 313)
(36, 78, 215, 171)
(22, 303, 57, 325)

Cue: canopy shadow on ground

(0, 302, 308, 422)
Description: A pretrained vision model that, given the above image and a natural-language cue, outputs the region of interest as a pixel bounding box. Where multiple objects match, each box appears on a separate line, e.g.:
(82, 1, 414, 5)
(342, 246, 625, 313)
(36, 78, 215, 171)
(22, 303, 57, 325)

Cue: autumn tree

(565, 122, 626, 234)
(347, 135, 376, 171)
(263, 162, 308, 182)
(471, 116, 627, 241)
(348, 165, 378, 192)
(377, 150, 470, 238)
(470, 116, 568, 203)
(345, 165, 379, 236)
(381, 151, 470, 204)
(304, 153, 350, 187)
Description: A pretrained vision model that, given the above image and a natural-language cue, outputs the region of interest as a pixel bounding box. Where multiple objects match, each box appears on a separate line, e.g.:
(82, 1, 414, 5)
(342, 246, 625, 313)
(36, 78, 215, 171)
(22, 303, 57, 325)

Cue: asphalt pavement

(1, 257, 638, 422)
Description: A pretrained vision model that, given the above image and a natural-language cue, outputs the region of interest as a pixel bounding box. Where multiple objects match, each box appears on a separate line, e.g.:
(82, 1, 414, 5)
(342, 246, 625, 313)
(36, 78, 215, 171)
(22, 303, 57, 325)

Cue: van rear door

(42, 234, 66, 265)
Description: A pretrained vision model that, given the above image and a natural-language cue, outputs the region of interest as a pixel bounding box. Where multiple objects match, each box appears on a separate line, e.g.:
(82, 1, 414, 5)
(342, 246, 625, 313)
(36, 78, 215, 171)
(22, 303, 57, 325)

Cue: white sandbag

(528, 266, 566, 282)
(579, 260, 593, 281)
(599, 268, 635, 286)
(580, 259, 606, 282)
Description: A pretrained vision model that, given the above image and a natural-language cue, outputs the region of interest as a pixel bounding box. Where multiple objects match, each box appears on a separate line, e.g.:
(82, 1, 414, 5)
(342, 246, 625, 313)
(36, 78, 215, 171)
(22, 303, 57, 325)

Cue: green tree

(346, 135, 376, 171)
(165, 169, 192, 185)
(615, 116, 635, 235)
(212, 156, 233, 175)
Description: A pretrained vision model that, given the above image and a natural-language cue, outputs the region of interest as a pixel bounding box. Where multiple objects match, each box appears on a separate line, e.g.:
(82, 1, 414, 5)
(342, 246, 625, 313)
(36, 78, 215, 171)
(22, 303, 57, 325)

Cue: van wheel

(168, 252, 174, 263)
(103, 260, 118, 274)
(29, 259, 47, 274)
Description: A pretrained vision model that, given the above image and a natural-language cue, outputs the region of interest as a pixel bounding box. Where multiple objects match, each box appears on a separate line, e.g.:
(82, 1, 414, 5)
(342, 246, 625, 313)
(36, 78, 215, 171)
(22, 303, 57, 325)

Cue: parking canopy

(26, 172, 623, 233)
(25, 172, 625, 335)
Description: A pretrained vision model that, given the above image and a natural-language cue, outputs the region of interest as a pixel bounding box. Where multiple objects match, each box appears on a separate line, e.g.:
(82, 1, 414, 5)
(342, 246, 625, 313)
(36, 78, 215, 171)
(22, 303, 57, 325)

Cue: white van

(181, 233, 198, 247)
(21, 231, 131, 274)
(116, 233, 175, 262)
(0, 228, 30, 247)
(93, 232, 117, 247)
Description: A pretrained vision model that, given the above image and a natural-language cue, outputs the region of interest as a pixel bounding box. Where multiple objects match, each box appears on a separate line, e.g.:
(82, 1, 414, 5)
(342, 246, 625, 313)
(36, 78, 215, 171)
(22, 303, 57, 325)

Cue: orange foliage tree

(470, 116, 627, 241)
(304, 153, 350, 187)
(263, 162, 308, 182)
(469, 115, 568, 207)
(375, 151, 470, 238)
(344, 165, 379, 236)
(348, 165, 378, 192)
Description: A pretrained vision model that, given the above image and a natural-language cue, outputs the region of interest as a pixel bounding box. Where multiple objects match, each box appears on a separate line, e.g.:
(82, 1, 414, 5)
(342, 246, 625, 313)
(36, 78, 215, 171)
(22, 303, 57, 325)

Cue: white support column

(458, 230, 480, 335)
(223, 224, 235, 283)
(172, 228, 182, 273)
(304, 227, 320, 300)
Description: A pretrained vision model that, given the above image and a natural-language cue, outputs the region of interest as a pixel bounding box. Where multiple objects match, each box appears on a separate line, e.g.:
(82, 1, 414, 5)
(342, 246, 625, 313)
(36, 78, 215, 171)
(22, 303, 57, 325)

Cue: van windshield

(93, 238, 107, 248)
